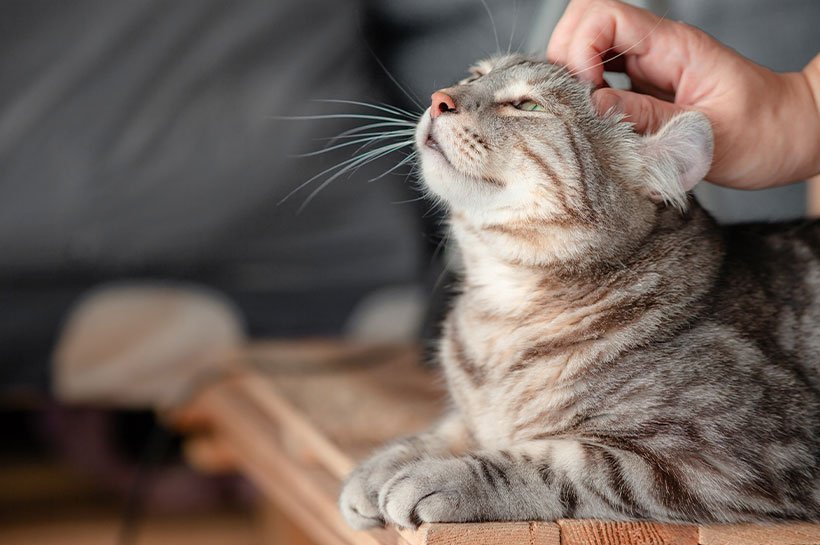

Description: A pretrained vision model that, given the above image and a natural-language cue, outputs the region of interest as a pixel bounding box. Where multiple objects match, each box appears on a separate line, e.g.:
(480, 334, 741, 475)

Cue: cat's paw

(339, 468, 385, 530)
(378, 458, 479, 529)
(339, 443, 423, 530)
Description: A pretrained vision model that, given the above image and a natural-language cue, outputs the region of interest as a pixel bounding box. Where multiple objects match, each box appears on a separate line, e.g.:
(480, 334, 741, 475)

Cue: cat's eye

(513, 100, 545, 112)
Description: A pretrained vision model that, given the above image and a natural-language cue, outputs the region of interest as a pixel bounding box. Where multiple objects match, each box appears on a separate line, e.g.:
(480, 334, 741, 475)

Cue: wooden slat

(700, 523, 820, 545)
(557, 520, 697, 545)
(182, 434, 238, 474)
(240, 375, 355, 478)
(260, 501, 322, 545)
(407, 522, 559, 545)
(195, 383, 401, 545)
(807, 173, 820, 218)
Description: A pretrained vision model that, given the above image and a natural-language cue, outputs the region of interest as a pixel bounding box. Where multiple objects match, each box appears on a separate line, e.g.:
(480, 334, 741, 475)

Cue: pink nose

(430, 91, 457, 118)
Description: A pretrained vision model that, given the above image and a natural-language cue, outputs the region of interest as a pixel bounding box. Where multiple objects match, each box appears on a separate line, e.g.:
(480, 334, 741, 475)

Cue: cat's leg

(339, 412, 470, 529)
(377, 439, 690, 528)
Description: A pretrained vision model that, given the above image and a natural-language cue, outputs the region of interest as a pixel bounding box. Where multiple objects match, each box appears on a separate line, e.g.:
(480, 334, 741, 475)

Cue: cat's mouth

(425, 134, 451, 164)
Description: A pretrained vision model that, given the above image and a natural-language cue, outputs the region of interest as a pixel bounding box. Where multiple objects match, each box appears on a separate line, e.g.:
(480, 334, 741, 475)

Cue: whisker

(312, 99, 421, 120)
(279, 141, 411, 206)
(391, 194, 427, 205)
(431, 228, 449, 262)
(506, 0, 519, 56)
(297, 141, 415, 212)
(325, 128, 416, 141)
(478, 0, 501, 53)
(362, 42, 425, 110)
(324, 123, 415, 143)
(368, 151, 418, 182)
(349, 136, 409, 158)
(584, 26, 607, 51)
(295, 131, 415, 157)
(274, 113, 416, 124)
(569, 6, 669, 79)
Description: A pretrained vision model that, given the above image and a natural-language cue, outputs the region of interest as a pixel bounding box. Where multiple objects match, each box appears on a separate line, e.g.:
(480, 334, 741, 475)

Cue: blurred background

(1, 1, 818, 544)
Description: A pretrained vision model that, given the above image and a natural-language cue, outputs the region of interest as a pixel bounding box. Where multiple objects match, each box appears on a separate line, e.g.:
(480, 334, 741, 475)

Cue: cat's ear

(639, 111, 713, 209)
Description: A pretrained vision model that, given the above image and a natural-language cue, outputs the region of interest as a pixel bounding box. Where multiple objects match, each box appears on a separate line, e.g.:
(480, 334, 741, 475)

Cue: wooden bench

(169, 339, 820, 545)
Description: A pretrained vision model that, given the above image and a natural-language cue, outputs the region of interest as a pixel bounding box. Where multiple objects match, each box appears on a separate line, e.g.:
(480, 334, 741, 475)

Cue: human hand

(547, 0, 820, 189)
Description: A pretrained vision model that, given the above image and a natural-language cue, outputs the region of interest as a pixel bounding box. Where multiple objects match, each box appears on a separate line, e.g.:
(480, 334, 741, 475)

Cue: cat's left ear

(639, 111, 713, 208)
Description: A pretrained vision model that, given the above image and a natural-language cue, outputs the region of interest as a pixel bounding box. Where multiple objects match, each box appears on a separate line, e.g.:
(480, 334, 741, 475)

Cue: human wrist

(781, 56, 820, 184)
(800, 55, 820, 178)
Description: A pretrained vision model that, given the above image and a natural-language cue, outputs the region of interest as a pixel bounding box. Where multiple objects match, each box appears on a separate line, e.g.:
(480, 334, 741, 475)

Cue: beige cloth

(53, 284, 245, 409)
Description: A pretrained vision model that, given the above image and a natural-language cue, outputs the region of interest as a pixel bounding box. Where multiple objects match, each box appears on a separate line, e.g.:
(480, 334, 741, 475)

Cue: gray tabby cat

(339, 55, 820, 529)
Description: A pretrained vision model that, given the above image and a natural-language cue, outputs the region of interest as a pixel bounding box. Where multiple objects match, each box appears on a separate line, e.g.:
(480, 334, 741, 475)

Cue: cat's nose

(430, 91, 457, 118)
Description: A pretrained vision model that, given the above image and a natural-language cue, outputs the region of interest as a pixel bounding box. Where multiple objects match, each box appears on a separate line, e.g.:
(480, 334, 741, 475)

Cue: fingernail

(592, 89, 623, 114)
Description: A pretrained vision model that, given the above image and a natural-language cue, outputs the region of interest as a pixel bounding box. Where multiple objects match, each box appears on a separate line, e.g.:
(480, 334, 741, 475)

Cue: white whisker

(319, 122, 416, 147)
(297, 141, 415, 212)
(363, 43, 425, 110)
(297, 130, 415, 157)
(368, 151, 418, 182)
(506, 0, 519, 56)
(274, 113, 416, 124)
(479, 0, 501, 53)
(391, 194, 427, 205)
(569, 7, 669, 79)
(312, 99, 421, 120)
(279, 140, 411, 206)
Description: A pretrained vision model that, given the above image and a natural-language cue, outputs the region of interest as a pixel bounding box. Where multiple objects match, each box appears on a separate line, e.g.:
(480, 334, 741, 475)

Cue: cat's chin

(416, 110, 507, 213)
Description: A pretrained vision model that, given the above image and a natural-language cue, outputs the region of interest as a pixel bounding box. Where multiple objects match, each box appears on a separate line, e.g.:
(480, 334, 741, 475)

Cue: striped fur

(340, 55, 819, 530)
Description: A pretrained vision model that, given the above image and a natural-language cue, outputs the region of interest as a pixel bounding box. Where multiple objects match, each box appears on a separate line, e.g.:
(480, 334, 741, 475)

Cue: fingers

(547, 0, 673, 86)
(592, 88, 685, 134)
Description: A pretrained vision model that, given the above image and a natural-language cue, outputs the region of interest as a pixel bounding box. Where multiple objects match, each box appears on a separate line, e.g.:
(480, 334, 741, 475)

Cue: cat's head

(415, 55, 713, 265)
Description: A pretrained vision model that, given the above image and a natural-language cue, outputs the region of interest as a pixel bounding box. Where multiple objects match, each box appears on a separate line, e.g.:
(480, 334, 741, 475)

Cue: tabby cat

(339, 55, 820, 529)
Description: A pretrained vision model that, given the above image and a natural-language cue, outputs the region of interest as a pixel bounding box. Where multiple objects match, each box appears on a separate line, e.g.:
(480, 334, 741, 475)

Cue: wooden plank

(240, 375, 355, 478)
(258, 501, 319, 545)
(182, 434, 238, 474)
(407, 522, 560, 545)
(808, 173, 820, 218)
(245, 342, 442, 462)
(196, 383, 399, 545)
(557, 520, 697, 545)
(700, 523, 820, 545)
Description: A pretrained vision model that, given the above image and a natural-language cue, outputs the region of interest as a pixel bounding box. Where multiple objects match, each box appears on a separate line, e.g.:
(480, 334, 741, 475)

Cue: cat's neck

(449, 203, 723, 319)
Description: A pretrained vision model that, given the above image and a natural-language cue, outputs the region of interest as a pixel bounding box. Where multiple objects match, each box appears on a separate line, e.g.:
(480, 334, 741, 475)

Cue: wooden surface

(808, 173, 820, 218)
(171, 339, 820, 545)
(557, 520, 697, 545)
(700, 523, 820, 545)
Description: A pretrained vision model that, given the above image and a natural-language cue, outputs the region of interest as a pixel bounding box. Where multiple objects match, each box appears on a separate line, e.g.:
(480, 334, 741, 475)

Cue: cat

(339, 55, 820, 529)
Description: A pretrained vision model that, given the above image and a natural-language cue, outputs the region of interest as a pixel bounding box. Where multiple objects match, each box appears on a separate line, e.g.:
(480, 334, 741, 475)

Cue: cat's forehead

(464, 55, 578, 92)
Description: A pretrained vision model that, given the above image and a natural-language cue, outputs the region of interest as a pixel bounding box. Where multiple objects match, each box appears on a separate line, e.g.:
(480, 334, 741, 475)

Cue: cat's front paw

(339, 467, 385, 530)
(378, 458, 479, 529)
(339, 442, 424, 530)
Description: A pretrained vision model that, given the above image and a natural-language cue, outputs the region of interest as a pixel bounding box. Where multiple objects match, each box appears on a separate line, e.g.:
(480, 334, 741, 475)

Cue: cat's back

(711, 218, 820, 392)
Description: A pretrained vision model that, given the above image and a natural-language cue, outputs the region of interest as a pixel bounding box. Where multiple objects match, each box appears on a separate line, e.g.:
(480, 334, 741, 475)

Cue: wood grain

(411, 522, 560, 545)
(194, 383, 399, 545)
(557, 520, 697, 545)
(807, 173, 820, 218)
(700, 523, 820, 545)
